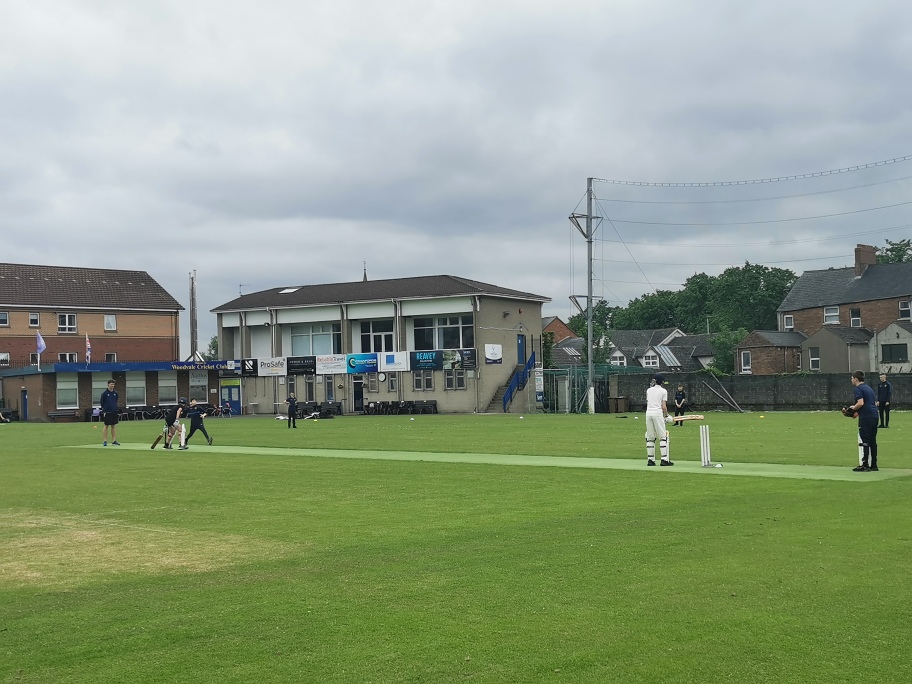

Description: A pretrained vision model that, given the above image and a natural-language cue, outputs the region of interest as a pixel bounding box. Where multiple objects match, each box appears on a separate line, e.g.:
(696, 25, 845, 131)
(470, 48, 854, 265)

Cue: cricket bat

(151, 427, 166, 449)
(672, 414, 705, 422)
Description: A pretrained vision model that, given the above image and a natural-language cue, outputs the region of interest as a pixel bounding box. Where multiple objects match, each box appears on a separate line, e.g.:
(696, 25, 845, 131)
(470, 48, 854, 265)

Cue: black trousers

(858, 416, 879, 468)
(187, 422, 210, 443)
(878, 403, 890, 427)
(287, 411, 296, 427)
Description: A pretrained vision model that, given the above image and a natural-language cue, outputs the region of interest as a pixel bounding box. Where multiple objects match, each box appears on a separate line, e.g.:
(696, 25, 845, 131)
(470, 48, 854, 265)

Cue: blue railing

(502, 352, 536, 412)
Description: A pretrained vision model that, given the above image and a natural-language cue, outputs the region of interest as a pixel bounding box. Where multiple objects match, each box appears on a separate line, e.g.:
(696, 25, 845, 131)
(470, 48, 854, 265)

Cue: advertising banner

(316, 354, 347, 375)
(258, 357, 287, 377)
(241, 359, 258, 376)
(484, 344, 503, 364)
(378, 351, 410, 372)
(347, 353, 378, 374)
(443, 348, 476, 370)
(287, 356, 316, 375)
(410, 350, 443, 371)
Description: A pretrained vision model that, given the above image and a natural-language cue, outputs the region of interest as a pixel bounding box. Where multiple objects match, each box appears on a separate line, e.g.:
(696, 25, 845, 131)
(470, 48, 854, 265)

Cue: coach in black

(849, 371, 879, 472)
(100, 379, 120, 446)
(876, 373, 892, 428)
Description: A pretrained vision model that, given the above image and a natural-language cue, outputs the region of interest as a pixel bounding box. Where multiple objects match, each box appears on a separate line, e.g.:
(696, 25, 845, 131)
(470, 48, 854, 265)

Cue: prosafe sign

(257, 357, 287, 377)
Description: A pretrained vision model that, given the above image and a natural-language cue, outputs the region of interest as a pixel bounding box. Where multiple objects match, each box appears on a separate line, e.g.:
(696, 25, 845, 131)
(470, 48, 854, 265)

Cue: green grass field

(2, 411, 911, 683)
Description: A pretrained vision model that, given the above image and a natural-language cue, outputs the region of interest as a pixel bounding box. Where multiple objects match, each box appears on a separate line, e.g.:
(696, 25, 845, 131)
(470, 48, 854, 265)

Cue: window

(58, 313, 77, 333)
(882, 344, 909, 363)
(413, 315, 474, 351)
(56, 372, 79, 409)
(783, 315, 794, 330)
(105, 352, 117, 363)
(29, 313, 39, 327)
(610, 352, 626, 366)
(809, 347, 820, 371)
(104, 314, 117, 331)
(29, 353, 38, 365)
(0, 352, 9, 367)
(126, 371, 146, 405)
(850, 308, 861, 328)
(290, 323, 342, 355)
(388, 373, 398, 392)
(413, 370, 434, 391)
(823, 307, 839, 325)
(158, 371, 178, 404)
(740, 350, 751, 373)
(0, 312, 8, 326)
(796, 351, 802, 370)
(91, 374, 110, 407)
(900, 301, 911, 320)
(366, 373, 379, 392)
(360, 320, 394, 353)
(58, 353, 77, 363)
(303, 375, 315, 402)
(643, 353, 659, 368)
(444, 369, 466, 390)
(188, 371, 208, 402)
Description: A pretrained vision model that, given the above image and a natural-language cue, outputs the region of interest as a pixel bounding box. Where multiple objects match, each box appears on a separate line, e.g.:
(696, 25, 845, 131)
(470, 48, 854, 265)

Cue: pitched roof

(608, 328, 683, 350)
(779, 262, 912, 312)
(750, 331, 808, 346)
(212, 275, 550, 312)
(551, 337, 584, 366)
(814, 326, 874, 344)
(0, 263, 182, 311)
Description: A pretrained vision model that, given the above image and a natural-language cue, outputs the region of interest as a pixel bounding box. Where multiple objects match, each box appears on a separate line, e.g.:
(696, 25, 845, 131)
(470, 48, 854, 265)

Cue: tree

(202, 335, 219, 361)
(567, 300, 615, 363)
(707, 327, 748, 375)
(708, 263, 797, 332)
(876, 238, 912, 263)
(611, 290, 680, 330)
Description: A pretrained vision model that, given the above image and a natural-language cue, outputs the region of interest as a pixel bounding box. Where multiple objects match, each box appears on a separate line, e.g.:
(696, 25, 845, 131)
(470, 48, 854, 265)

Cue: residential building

(607, 328, 714, 372)
(735, 331, 807, 375)
(800, 326, 872, 374)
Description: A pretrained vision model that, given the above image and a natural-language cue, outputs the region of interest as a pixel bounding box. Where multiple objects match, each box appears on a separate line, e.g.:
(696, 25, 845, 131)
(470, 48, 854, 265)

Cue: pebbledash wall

(613, 371, 907, 412)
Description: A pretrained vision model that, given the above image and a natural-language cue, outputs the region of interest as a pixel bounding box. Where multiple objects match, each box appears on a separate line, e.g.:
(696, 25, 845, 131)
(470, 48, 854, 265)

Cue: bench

(412, 400, 438, 415)
(47, 410, 78, 422)
(319, 401, 343, 418)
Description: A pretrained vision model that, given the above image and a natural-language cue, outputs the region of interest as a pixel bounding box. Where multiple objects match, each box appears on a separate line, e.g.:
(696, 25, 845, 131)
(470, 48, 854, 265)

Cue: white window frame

(610, 352, 626, 366)
(29, 313, 39, 327)
(823, 307, 839, 325)
(58, 352, 77, 363)
(0, 352, 9, 367)
(58, 313, 77, 333)
(413, 315, 474, 351)
(366, 373, 379, 392)
(850, 308, 861, 328)
(0, 312, 8, 327)
(444, 369, 466, 390)
(796, 351, 802, 370)
(643, 353, 659, 368)
(740, 350, 752, 373)
(104, 314, 117, 331)
(56, 372, 79, 409)
(360, 320, 394, 353)
(388, 372, 398, 392)
(105, 352, 117, 363)
(783, 315, 794, 330)
(158, 370, 178, 404)
(900, 301, 911, 320)
(809, 347, 820, 371)
(29, 353, 39, 365)
(125, 371, 147, 405)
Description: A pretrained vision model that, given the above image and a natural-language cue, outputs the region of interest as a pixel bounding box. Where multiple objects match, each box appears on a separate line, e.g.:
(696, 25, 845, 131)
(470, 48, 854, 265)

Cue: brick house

(542, 316, 577, 344)
(608, 328, 714, 372)
(735, 331, 807, 375)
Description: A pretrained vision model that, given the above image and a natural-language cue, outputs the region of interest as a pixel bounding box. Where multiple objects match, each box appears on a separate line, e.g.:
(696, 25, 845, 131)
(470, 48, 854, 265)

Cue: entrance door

(219, 380, 241, 416)
(352, 375, 364, 413)
(517, 334, 527, 365)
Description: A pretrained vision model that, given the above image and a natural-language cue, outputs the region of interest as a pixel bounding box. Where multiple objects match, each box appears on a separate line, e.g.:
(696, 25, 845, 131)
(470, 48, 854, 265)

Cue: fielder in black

(285, 393, 298, 428)
(876, 373, 892, 428)
(673, 384, 687, 426)
(185, 399, 213, 446)
(846, 371, 878, 472)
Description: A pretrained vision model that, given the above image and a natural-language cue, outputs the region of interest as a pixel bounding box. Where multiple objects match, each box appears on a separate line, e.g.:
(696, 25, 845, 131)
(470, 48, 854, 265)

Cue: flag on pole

(36, 332, 47, 354)
(86, 334, 92, 365)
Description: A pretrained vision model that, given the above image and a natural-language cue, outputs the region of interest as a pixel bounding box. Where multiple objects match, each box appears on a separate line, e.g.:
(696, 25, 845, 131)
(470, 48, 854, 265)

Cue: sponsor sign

(484, 344, 503, 364)
(443, 348, 476, 370)
(379, 351, 410, 372)
(242, 359, 258, 376)
(287, 356, 316, 375)
(347, 353, 378, 374)
(316, 354, 347, 375)
(534, 368, 544, 392)
(410, 350, 443, 371)
(258, 357, 287, 377)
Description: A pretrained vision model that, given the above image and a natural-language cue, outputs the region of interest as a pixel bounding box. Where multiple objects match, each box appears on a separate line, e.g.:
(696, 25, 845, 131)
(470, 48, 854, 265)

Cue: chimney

(855, 244, 877, 277)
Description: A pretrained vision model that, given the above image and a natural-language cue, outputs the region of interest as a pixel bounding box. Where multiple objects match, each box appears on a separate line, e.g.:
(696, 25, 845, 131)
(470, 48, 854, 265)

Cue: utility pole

(188, 271, 198, 360)
(569, 177, 599, 414)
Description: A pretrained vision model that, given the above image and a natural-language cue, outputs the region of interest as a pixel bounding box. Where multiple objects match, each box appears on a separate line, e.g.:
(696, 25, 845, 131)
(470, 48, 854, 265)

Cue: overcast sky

(3, 0, 911, 356)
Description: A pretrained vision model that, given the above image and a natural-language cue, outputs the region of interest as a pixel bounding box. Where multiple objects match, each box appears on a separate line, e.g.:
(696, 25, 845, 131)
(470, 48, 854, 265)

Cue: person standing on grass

(285, 393, 298, 428)
(876, 372, 892, 428)
(645, 374, 673, 466)
(100, 379, 121, 446)
(163, 398, 189, 450)
(673, 384, 687, 426)
(185, 399, 213, 446)
(849, 370, 879, 472)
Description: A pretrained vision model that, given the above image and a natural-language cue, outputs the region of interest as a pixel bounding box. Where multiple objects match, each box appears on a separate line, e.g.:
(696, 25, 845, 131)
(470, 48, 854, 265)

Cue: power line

(595, 254, 852, 267)
(595, 174, 912, 205)
(592, 154, 912, 187)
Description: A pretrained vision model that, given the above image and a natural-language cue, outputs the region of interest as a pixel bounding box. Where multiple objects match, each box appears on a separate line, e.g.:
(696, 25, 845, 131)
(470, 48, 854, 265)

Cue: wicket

(700, 424, 713, 467)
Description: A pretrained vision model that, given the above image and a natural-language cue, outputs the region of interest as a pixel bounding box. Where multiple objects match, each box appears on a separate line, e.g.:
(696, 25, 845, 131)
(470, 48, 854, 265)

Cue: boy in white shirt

(645, 373, 673, 466)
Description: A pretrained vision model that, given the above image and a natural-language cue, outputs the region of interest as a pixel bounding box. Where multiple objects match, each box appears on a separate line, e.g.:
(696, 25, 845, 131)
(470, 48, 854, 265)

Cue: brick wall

(789, 298, 909, 337)
(615, 371, 903, 412)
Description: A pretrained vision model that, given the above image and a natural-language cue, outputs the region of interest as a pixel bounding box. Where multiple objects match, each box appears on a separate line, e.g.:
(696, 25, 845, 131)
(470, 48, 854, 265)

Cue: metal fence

(541, 364, 652, 413)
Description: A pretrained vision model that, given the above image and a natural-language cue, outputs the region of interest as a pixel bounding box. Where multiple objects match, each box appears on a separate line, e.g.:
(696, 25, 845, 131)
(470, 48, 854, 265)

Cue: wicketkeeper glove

(841, 406, 858, 418)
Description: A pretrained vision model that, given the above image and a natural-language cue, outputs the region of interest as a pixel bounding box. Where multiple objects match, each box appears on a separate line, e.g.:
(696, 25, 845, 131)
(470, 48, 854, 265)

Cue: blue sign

(55, 360, 242, 373)
(410, 350, 443, 371)
(347, 353, 378, 374)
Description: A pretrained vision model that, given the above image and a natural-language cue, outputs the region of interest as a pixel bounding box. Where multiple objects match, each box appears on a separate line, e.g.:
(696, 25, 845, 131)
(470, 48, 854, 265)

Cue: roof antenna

(239, 283, 250, 296)
(362, 261, 367, 282)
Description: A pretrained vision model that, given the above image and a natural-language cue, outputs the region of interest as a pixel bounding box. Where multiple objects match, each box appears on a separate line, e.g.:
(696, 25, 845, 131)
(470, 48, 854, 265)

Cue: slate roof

(551, 337, 584, 366)
(607, 330, 710, 372)
(212, 275, 551, 312)
(608, 328, 683, 350)
(779, 262, 912, 312)
(814, 326, 874, 344)
(749, 331, 808, 347)
(0, 263, 182, 311)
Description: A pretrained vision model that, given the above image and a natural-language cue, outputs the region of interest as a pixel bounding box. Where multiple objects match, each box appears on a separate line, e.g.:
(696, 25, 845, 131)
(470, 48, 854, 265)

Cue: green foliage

(876, 238, 912, 263)
(541, 331, 554, 369)
(567, 300, 615, 363)
(203, 335, 219, 360)
(707, 327, 749, 374)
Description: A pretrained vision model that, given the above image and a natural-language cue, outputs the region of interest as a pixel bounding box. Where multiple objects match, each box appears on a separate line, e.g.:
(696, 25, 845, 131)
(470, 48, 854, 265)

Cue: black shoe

(660, 460, 674, 466)
(852, 465, 870, 472)
(647, 460, 656, 466)
(163, 445, 172, 450)
(208, 437, 213, 445)
(869, 466, 879, 471)
(178, 446, 188, 450)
